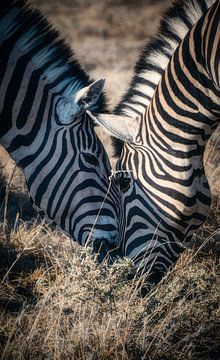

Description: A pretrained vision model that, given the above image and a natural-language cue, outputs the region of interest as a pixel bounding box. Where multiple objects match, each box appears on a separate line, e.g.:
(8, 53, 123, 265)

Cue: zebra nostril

(115, 172, 132, 193)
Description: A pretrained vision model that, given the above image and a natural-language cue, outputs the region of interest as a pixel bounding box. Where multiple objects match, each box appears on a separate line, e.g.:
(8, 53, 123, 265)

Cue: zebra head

(0, 0, 121, 261)
(46, 79, 121, 254)
(88, 111, 185, 283)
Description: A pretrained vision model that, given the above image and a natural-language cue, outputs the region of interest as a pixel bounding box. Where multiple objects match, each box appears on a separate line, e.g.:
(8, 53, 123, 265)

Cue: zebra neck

(141, 2, 220, 159)
(115, 0, 216, 120)
(0, 71, 57, 165)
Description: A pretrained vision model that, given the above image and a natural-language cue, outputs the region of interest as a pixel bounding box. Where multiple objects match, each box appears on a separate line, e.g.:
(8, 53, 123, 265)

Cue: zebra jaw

(86, 111, 140, 142)
(56, 79, 105, 125)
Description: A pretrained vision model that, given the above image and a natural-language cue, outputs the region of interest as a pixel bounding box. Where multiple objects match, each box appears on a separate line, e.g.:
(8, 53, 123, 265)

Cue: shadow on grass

(0, 240, 52, 313)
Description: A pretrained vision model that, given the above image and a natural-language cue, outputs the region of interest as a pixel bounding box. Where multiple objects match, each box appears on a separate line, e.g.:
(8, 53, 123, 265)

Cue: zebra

(88, 0, 220, 284)
(0, 0, 121, 260)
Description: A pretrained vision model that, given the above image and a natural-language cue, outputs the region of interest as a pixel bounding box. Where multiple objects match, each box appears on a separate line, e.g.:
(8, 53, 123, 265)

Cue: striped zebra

(89, 0, 220, 284)
(0, 0, 120, 260)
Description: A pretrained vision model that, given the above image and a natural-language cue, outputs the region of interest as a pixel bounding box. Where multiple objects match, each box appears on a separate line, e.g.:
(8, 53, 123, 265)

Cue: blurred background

(1, 0, 220, 225)
(31, 0, 171, 107)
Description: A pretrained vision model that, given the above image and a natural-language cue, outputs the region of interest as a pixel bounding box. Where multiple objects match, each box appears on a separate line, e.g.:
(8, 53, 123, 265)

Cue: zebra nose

(92, 237, 121, 263)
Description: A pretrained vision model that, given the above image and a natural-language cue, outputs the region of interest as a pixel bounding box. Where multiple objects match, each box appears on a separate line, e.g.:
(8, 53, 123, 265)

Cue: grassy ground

(0, 0, 220, 358)
(0, 206, 219, 359)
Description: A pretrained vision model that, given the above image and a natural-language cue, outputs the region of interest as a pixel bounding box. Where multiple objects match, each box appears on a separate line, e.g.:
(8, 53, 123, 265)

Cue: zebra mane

(112, 0, 215, 157)
(0, 0, 105, 112)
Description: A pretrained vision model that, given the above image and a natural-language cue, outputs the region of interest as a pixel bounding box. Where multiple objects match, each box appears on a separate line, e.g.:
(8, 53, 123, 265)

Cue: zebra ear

(74, 79, 105, 110)
(56, 80, 105, 126)
(86, 111, 140, 142)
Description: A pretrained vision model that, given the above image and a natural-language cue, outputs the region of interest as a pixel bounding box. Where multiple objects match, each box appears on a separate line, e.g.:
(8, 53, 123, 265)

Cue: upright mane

(0, 0, 105, 112)
(112, 0, 214, 157)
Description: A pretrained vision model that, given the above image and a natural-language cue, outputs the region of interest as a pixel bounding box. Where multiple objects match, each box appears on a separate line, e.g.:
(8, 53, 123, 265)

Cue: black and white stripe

(0, 0, 120, 258)
(92, 0, 220, 283)
(118, 0, 220, 282)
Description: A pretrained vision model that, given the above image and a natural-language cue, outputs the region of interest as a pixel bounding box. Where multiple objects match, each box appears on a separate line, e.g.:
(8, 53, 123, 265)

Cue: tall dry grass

(0, 213, 219, 359)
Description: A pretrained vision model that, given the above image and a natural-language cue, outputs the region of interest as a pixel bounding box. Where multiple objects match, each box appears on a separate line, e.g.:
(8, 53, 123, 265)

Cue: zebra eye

(82, 153, 99, 166)
(116, 173, 131, 193)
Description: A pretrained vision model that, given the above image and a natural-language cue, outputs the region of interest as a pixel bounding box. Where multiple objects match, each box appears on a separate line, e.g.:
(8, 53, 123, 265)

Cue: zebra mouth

(92, 237, 121, 263)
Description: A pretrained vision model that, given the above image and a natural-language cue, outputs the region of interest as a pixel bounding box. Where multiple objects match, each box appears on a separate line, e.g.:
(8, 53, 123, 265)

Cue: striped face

(0, 0, 121, 259)
(0, 93, 120, 252)
(31, 112, 121, 250)
(115, 140, 185, 280)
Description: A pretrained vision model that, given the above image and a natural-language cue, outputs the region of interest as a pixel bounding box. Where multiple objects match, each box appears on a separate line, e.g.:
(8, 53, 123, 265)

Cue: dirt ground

(1, 0, 220, 217)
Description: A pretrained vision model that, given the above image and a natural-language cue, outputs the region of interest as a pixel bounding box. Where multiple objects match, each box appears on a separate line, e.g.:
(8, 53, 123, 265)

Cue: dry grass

(0, 211, 219, 359)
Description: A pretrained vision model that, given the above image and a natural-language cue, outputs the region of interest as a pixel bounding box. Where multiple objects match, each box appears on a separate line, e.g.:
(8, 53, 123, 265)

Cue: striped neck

(141, 1, 220, 154)
(0, 0, 105, 157)
(113, 0, 216, 158)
